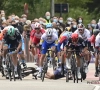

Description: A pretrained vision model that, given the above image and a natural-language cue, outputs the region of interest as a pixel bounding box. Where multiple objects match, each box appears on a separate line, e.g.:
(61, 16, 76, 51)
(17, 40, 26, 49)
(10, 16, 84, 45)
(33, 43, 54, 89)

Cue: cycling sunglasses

(78, 29, 83, 31)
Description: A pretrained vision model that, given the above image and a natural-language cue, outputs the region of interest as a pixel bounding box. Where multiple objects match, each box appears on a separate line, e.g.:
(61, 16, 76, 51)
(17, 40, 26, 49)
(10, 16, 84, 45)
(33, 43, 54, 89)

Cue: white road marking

(93, 85, 100, 90)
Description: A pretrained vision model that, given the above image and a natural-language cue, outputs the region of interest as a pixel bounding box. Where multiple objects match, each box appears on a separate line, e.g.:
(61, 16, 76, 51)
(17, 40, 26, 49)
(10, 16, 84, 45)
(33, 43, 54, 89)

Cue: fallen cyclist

(45, 63, 67, 79)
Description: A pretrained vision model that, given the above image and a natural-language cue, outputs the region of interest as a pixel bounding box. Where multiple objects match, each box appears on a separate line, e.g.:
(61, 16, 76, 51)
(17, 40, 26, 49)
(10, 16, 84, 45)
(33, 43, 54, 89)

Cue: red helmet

(34, 22, 41, 29)
(71, 33, 79, 42)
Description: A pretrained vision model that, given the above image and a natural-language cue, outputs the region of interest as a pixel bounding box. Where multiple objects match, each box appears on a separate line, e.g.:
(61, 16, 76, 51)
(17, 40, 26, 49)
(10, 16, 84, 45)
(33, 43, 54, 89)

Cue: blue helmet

(46, 23, 52, 28)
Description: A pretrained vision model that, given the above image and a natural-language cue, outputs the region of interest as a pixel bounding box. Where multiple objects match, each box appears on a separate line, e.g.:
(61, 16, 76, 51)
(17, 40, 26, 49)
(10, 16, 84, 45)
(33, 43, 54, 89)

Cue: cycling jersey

(3, 30, 22, 51)
(88, 35, 95, 46)
(95, 33, 100, 48)
(30, 29, 45, 45)
(54, 66, 64, 79)
(41, 33, 58, 44)
(57, 31, 70, 52)
(66, 37, 86, 55)
(40, 33, 58, 54)
(94, 33, 100, 53)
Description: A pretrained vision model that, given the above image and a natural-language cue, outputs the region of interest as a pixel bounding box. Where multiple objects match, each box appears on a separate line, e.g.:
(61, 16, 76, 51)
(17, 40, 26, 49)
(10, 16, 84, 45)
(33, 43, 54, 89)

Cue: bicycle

(5, 48, 22, 81)
(65, 50, 83, 83)
(41, 49, 57, 82)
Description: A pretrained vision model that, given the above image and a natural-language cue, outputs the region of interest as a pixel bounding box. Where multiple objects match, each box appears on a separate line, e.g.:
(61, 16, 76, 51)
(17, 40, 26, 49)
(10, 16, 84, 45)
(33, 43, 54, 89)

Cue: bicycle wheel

(17, 63, 22, 80)
(75, 68, 78, 83)
(12, 65, 16, 81)
(1, 66, 5, 77)
(71, 55, 77, 83)
(66, 71, 69, 82)
(41, 58, 48, 82)
(41, 71, 45, 82)
(6, 54, 12, 81)
(80, 67, 83, 82)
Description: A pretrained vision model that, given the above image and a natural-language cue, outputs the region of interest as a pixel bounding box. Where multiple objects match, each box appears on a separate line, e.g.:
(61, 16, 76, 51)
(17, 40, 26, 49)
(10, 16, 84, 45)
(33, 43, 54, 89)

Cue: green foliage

(67, 7, 93, 25)
(0, 0, 100, 24)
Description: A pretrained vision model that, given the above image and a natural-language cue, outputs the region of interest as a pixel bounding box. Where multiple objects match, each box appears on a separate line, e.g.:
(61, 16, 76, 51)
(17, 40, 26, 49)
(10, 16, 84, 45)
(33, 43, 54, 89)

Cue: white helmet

(34, 22, 41, 29)
(68, 32, 72, 38)
(46, 28, 53, 36)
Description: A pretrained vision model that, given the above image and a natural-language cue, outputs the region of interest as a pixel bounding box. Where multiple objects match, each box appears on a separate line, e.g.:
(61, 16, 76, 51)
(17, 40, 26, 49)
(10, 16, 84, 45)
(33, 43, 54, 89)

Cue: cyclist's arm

(81, 40, 88, 52)
(16, 34, 22, 51)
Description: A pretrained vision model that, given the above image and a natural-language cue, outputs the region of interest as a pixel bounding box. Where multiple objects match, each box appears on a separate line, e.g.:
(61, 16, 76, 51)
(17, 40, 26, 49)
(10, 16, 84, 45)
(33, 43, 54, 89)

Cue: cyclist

(57, 31, 72, 75)
(45, 63, 65, 79)
(65, 33, 87, 79)
(45, 23, 58, 35)
(0, 26, 22, 77)
(92, 29, 100, 77)
(29, 22, 45, 63)
(38, 28, 58, 77)
(74, 23, 91, 72)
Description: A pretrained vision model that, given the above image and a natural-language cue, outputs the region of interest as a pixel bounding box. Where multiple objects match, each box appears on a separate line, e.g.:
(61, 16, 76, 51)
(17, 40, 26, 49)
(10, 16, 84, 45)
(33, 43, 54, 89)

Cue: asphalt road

(0, 63, 100, 90)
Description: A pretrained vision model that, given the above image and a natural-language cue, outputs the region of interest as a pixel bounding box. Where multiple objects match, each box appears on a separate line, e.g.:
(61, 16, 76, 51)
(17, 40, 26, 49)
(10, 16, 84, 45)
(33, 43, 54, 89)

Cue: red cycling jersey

(30, 29, 45, 45)
(88, 35, 95, 45)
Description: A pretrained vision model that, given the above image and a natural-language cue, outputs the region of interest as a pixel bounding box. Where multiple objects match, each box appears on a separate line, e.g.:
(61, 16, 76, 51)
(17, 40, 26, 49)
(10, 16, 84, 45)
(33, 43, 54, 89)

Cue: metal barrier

(24, 37, 34, 62)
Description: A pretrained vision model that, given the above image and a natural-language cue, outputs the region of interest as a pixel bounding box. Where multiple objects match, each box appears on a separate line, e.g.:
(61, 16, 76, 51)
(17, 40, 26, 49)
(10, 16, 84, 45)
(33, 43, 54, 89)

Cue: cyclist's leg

(2, 44, 8, 67)
(38, 41, 48, 75)
(83, 49, 90, 73)
(31, 38, 40, 62)
(64, 46, 71, 69)
(94, 49, 99, 76)
(75, 47, 81, 78)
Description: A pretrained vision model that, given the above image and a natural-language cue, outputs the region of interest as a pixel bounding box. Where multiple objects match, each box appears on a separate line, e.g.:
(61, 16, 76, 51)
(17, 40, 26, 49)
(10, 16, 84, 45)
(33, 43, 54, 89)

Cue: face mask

(53, 19, 57, 22)
(59, 20, 63, 23)
(23, 18, 27, 21)
(67, 21, 71, 25)
(15, 20, 19, 23)
(1, 17, 5, 20)
(39, 21, 43, 24)
(12, 17, 15, 20)
(73, 25, 77, 28)
(79, 20, 82, 23)
(46, 16, 50, 20)
(91, 24, 96, 28)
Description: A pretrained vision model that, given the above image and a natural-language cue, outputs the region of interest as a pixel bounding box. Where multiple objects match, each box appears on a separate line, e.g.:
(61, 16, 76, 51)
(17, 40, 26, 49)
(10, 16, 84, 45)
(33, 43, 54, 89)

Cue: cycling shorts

(41, 41, 55, 54)
(57, 41, 66, 52)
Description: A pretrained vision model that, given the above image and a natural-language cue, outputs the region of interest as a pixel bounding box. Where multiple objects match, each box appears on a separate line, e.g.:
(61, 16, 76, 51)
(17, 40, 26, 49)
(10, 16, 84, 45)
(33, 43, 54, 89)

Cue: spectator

(76, 16, 83, 24)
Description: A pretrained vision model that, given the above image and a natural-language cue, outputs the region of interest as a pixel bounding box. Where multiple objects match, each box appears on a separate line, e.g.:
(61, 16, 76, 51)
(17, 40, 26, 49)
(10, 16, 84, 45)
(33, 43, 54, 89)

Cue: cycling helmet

(7, 26, 15, 36)
(34, 22, 41, 29)
(68, 32, 72, 38)
(46, 28, 53, 36)
(77, 23, 85, 30)
(46, 23, 52, 28)
(93, 29, 100, 36)
(71, 33, 79, 42)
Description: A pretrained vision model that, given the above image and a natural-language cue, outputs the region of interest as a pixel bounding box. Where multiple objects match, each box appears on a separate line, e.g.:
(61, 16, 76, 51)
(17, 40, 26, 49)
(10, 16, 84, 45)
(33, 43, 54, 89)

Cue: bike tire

(66, 72, 69, 82)
(12, 65, 16, 81)
(17, 63, 22, 80)
(41, 72, 45, 82)
(75, 68, 78, 83)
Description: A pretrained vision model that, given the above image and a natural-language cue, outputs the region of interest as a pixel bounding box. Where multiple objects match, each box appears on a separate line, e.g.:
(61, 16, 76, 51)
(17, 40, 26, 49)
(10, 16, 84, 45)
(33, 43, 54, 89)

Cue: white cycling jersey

(74, 29, 91, 41)
(41, 33, 58, 44)
(95, 33, 100, 47)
